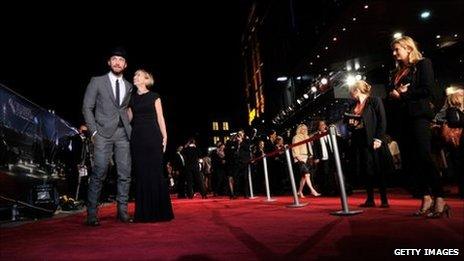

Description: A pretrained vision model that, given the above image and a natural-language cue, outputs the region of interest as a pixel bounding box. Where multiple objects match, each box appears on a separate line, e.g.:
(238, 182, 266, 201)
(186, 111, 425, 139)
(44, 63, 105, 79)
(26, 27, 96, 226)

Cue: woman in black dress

(128, 69, 174, 222)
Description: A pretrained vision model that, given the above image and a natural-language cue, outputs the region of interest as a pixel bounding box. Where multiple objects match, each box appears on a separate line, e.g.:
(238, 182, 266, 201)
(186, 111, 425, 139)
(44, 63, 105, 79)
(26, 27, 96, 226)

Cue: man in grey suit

(82, 47, 133, 226)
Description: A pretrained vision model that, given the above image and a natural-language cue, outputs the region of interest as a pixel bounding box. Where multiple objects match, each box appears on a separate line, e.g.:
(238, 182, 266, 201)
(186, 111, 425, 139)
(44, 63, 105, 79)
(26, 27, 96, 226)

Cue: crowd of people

(77, 36, 462, 226)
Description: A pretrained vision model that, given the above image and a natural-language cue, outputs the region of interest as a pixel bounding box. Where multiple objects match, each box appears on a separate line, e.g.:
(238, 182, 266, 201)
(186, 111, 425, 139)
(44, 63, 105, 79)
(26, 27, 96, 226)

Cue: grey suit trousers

(87, 127, 131, 216)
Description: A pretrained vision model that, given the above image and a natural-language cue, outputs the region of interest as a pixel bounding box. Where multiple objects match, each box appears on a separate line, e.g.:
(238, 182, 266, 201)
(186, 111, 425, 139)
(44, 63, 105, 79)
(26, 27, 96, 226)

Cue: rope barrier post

(284, 146, 308, 208)
(262, 156, 276, 202)
(328, 125, 362, 216)
(247, 164, 258, 199)
(11, 204, 19, 221)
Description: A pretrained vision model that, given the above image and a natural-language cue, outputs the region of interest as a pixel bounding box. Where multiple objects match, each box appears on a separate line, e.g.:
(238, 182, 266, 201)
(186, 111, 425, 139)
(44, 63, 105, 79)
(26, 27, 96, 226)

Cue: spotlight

(420, 11, 431, 19)
(393, 32, 402, 39)
(297, 99, 303, 105)
(288, 106, 293, 111)
(310, 86, 318, 93)
(364, 5, 369, 9)
(296, 76, 302, 80)
(303, 93, 309, 99)
(346, 75, 356, 86)
(355, 74, 362, 81)
(321, 78, 328, 85)
(277, 76, 288, 82)
(346, 65, 352, 71)
(333, 37, 337, 41)
(436, 35, 441, 39)
(355, 62, 360, 70)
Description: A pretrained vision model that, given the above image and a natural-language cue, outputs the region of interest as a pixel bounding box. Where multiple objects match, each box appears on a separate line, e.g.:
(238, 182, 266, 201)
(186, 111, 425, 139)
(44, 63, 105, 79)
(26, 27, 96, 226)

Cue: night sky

(0, 2, 250, 151)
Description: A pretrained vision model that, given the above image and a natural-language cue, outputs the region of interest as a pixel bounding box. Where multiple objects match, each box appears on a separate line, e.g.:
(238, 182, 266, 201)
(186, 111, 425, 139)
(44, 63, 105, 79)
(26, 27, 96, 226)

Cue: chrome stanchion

(284, 146, 308, 208)
(262, 156, 276, 202)
(329, 125, 362, 216)
(247, 164, 258, 199)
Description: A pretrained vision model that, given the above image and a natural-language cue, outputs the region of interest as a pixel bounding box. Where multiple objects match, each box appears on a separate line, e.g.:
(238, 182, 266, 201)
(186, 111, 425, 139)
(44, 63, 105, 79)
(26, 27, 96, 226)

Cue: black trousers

(400, 118, 443, 197)
(352, 131, 388, 203)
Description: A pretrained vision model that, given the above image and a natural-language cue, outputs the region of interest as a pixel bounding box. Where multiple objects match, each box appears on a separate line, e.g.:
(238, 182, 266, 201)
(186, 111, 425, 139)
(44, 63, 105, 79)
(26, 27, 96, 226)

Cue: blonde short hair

(446, 86, 464, 109)
(391, 36, 423, 66)
(135, 69, 155, 88)
(350, 80, 372, 95)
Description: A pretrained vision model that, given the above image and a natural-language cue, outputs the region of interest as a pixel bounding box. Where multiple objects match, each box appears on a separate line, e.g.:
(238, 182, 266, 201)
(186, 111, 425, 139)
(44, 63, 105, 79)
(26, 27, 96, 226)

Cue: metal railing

(248, 125, 362, 215)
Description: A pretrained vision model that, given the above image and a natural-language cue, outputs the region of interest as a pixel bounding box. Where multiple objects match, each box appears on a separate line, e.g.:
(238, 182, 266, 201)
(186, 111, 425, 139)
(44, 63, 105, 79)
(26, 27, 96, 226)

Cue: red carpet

(1, 190, 463, 260)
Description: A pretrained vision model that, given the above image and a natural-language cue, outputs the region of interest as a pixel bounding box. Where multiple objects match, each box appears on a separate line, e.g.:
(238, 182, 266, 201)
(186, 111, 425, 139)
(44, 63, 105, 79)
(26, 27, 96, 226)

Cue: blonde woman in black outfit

(388, 36, 448, 218)
(347, 80, 391, 208)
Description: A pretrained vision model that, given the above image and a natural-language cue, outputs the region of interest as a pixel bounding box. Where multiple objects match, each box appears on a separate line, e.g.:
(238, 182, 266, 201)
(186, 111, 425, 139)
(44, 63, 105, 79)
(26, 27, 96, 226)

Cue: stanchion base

(263, 198, 277, 202)
(330, 209, 363, 216)
(248, 196, 259, 199)
(286, 202, 309, 208)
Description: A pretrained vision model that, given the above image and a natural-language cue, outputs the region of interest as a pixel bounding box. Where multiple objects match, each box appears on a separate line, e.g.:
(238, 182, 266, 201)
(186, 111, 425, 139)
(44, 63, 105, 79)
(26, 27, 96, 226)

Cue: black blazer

(359, 96, 387, 145)
(388, 58, 435, 119)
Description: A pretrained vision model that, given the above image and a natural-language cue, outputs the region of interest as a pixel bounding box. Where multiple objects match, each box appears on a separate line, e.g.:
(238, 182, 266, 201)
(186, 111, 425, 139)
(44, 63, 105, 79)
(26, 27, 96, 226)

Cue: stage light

(342, 27, 346, 31)
(364, 5, 369, 9)
(297, 99, 303, 105)
(393, 32, 402, 39)
(352, 17, 357, 21)
(309, 62, 313, 65)
(310, 86, 318, 93)
(321, 78, 328, 85)
(303, 93, 309, 99)
(277, 76, 288, 82)
(420, 11, 431, 19)
(333, 37, 337, 41)
(316, 54, 320, 58)
(346, 65, 352, 71)
(436, 35, 441, 39)
(296, 76, 302, 80)
(454, 34, 458, 38)
(325, 46, 329, 50)
(288, 106, 293, 111)
(346, 75, 356, 86)
(355, 74, 362, 81)
(355, 62, 360, 70)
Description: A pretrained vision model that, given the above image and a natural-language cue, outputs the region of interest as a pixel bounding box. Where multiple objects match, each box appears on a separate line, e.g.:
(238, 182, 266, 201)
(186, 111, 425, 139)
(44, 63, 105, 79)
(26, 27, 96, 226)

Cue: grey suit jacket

(82, 74, 132, 138)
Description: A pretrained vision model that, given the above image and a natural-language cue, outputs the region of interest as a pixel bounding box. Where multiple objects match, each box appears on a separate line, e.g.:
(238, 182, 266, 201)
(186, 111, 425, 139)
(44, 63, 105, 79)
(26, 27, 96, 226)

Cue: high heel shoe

(427, 204, 451, 218)
(413, 198, 433, 216)
(311, 191, 321, 197)
(297, 192, 305, 199)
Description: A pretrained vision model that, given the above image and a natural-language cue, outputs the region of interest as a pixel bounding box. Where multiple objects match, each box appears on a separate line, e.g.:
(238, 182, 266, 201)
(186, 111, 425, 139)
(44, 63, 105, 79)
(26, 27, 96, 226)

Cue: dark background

(0, 1, 251, 152)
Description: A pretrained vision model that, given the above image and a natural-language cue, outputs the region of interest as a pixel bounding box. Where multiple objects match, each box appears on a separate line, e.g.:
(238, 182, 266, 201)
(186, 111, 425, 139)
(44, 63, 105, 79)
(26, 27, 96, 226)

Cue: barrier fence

(248, 125, 362, 216)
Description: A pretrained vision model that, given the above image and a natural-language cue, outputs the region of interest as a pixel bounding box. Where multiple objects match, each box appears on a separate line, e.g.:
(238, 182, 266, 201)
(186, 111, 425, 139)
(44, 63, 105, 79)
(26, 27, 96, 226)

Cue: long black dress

(130, 91, 174, 222)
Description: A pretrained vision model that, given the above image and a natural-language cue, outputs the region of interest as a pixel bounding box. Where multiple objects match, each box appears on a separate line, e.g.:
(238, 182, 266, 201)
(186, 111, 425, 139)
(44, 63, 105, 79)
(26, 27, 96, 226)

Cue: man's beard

(111, 67, 124, 76)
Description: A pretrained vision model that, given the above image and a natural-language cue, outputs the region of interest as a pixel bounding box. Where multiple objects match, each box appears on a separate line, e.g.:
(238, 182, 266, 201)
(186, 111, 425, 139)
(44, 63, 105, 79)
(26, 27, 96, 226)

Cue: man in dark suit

(182, 138, 207, 199)
(313, 120, 337, 195)
(172, 145, 187, 198)
(82, 47, 133, 226)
